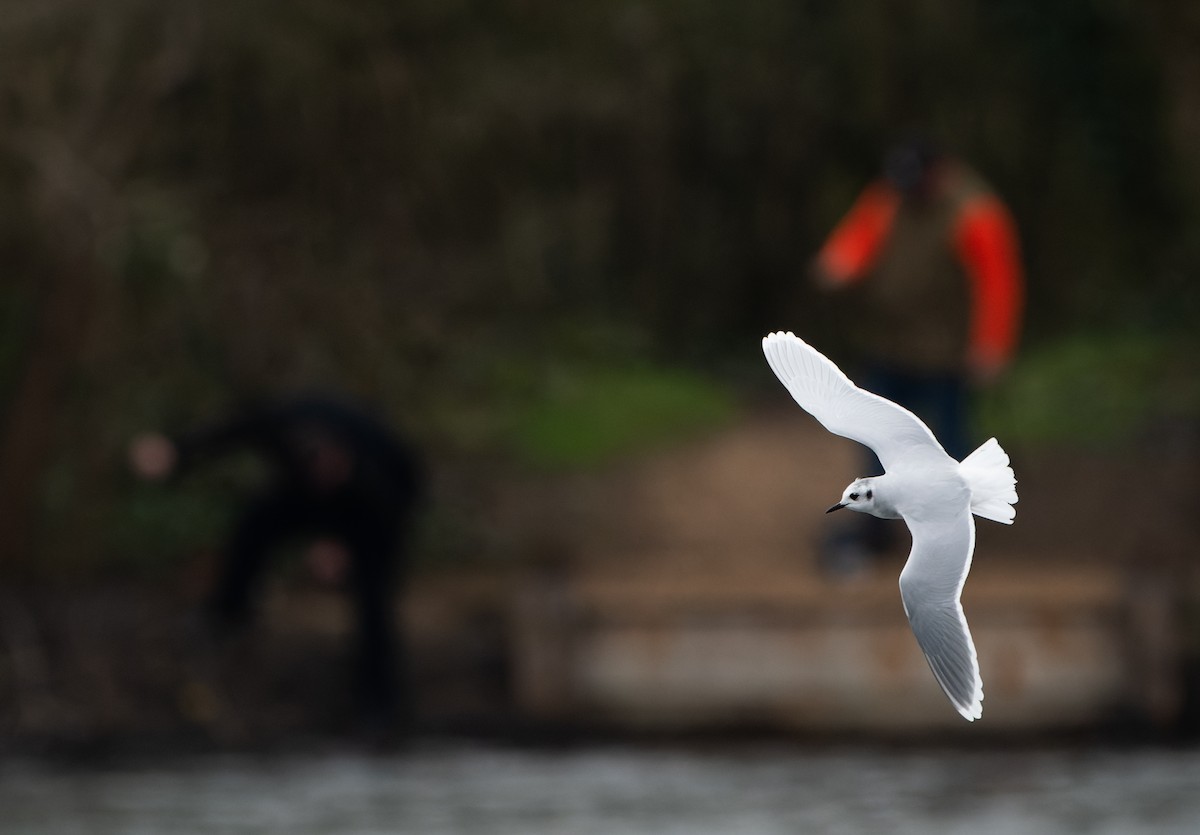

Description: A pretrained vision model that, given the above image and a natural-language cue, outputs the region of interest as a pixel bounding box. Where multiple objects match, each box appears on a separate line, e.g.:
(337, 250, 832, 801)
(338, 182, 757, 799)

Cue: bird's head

(826, 477, 878, 515)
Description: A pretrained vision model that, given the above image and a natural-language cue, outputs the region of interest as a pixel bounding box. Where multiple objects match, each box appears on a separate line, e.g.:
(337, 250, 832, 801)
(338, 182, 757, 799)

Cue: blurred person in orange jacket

(811, 137, 1024, 571)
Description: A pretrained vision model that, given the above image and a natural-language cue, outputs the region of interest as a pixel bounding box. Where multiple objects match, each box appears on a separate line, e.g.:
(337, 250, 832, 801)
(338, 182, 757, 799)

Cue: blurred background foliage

(0, 0, 1197, 575)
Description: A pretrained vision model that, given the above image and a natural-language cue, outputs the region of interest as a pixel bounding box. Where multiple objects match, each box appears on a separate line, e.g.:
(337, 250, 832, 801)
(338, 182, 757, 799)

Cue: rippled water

(3, 744, 1200, 834)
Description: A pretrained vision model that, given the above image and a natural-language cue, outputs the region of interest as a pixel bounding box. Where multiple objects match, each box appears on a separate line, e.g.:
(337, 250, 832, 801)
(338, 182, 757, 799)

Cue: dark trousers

(860, 364, 970, 465)
(208, 489, 410, 722)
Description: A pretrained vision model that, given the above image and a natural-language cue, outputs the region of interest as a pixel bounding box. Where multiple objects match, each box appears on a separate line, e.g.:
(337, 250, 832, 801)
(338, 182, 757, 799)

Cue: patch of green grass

(510, 363, 737, 470)
(977, 330, 1200, 446)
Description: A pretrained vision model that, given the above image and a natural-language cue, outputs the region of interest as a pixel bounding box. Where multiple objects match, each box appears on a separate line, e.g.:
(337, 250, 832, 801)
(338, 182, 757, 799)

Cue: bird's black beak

(825, 502, 846, 514)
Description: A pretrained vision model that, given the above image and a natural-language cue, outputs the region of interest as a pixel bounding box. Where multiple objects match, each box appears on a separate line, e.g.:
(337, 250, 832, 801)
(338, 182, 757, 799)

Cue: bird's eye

(866, 490, 873, 500)
(849, 493, 859, 501)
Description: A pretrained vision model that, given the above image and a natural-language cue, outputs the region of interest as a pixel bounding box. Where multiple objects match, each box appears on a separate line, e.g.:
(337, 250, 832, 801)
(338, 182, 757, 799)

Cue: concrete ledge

(512, 559, 1180, 734)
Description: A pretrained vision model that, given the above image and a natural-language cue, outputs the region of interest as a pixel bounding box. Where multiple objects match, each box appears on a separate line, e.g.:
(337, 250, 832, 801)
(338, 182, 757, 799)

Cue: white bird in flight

(762, 331, 1017, 721)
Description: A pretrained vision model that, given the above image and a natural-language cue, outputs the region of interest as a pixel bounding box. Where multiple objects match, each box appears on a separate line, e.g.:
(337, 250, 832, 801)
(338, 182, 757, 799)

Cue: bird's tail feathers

(959, 437, 1018, 524)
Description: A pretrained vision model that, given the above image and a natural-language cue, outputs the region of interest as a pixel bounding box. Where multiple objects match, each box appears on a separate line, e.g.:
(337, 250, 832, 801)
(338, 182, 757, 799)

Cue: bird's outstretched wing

(898, 507, 984, 721)
(762, 331, 947, 471)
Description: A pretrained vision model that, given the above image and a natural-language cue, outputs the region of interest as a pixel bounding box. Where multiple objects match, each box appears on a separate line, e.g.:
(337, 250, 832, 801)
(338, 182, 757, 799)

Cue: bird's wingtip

(958, 701, 984, 722)
(762, 331, 787, 354)
(762, 330, 797, 345)
(959, 687, 984, 721)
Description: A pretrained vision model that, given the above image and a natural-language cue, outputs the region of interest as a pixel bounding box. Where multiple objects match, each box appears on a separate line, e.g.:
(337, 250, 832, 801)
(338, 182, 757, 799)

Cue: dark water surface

(3, 743, 1199, 834)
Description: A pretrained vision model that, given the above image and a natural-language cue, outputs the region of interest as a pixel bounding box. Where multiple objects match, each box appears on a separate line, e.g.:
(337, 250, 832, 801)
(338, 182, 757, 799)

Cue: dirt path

(492, 408, 1200, 574)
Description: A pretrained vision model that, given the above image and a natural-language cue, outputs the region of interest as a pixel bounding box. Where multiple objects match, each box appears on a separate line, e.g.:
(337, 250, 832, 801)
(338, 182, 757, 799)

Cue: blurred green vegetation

(511, 362, 736, 471)
(0, 0, 1197, 575)
(978, 330, 1200, 447)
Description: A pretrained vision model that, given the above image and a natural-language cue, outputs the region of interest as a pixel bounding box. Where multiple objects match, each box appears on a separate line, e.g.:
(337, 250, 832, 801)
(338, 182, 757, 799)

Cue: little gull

(762, 331, 1018, 721)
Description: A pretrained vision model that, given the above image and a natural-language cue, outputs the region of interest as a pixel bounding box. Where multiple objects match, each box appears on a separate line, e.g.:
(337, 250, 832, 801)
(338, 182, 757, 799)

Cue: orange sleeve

(953, 196, 1024, 367)
(816, 182, 899, 284)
